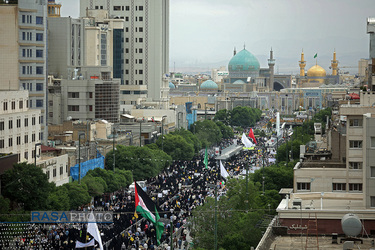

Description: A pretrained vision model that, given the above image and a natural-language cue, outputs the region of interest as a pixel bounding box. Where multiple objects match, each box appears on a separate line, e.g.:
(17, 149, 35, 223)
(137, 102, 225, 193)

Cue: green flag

(204, 147, 208, 169)
(314, 53, 317, 58)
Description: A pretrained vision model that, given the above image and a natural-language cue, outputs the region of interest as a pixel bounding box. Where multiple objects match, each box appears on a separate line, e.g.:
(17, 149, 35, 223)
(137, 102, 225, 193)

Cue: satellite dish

(341, 213, 362, 237)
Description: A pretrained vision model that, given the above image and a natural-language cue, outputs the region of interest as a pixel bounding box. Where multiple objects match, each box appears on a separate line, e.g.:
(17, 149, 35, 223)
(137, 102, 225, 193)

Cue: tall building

(0, 0, 48, 143)
(79, 0, 170, 108)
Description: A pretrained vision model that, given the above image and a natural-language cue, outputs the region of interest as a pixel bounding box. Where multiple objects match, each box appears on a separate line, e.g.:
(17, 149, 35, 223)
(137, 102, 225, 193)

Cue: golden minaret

(299, 50, 306, 76)
(331, 50, 339, 76)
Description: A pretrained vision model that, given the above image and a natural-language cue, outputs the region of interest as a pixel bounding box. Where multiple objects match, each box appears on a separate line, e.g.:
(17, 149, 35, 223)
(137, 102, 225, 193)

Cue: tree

(105, 145, 171, 181)
(46, 186, 70, 210)
(214, 109, 230, 125)
(251, 164, 293, 192)
(62, 182, 91, 210)
(157, 134, 194, 160)
(87, 168, 132, 193)
(216, 121, 234, 139)
(171, 128, 202, 154)
(82, 175, 107, 197)
(1, 162, 53, 210)
(229, 106, 262, 128)
(192, 120, 222, 147)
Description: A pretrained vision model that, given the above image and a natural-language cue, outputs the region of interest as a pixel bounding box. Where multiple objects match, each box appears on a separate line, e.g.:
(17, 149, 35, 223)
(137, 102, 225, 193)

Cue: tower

(47, 0, 61, 17)
(331, 50, 339, 76)
(367, 17, 375, 59)
(268, 48, 275, 91)
(299, 50, 306, 76)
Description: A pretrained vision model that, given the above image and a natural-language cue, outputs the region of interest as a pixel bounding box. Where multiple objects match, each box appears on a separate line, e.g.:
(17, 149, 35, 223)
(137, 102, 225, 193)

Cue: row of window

(0, 133, 39, 149)
(22, 82, 43, 92)
(46, 165, 69, 180)
(122, 80, 144, 85)
(22, 49, 43, 58)
(66, 105, 93, 112)
(22, 32, 43, 42)
(21, 15, 43, 25)
(297, 182, 363, 192)
(113, 5, 143, 11)
(124, 37, 143, 43)
(2, 100, 28, 111)
(22, 66, 44, 75)
(0, 117, 39, 130)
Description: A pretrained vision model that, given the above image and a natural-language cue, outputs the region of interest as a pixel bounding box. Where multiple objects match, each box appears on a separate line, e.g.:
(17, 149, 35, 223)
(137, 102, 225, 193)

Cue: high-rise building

(0, 0, 48, 143)
(79, 0, 170, 108)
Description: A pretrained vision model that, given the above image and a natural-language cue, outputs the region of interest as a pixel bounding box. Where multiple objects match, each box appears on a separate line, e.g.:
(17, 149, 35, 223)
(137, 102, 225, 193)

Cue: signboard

(31, 211, 113, 223)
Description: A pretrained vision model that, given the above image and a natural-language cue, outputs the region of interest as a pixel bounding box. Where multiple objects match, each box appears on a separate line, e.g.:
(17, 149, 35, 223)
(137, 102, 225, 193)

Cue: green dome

(169, 82, 175, 89)
(200, 80, 218, 89)
(233, 80, 245, 85)
(228, 48, 260, 72)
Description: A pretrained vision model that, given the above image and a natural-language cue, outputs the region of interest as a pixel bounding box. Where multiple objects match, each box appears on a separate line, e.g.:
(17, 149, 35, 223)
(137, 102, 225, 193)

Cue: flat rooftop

(270, 235, 375, 249)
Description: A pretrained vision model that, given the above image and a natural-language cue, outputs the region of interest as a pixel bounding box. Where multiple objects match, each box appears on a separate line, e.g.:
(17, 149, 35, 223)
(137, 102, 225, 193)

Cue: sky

(61, 0, 375, 74)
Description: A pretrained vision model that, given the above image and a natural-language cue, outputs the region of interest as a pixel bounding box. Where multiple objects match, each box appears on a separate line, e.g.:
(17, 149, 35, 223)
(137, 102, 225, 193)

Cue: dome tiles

(228, 48, 260, 72)
(200, 80, 218, 89)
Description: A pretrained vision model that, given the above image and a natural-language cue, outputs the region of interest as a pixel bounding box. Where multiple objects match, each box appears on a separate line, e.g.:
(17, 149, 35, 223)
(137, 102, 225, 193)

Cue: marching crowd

(0, 125, 274, 250)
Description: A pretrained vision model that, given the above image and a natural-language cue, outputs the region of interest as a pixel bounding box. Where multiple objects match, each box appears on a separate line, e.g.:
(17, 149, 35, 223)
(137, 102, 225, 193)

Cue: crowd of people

(0, 124, 276, 250)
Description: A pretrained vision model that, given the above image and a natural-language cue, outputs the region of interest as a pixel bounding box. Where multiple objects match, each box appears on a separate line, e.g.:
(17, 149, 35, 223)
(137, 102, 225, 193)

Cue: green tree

(0, 195, 10, 214)
(229, 106, 262, 128)
(1, 162, 53, 210)
(157, 134, 194, 160)
(214, 109, 230, 125)
(82, 175, 107, 197)
(192, 119, 222, 147)
(46, 186, 70, 210)
(106, 145, 171, 181)
(87, 168, 132, 192)
(171, 128, 202, 154)
(216, 121, 234, 139)
(62, 182, 91, 210)
(251, 164, 293, 192)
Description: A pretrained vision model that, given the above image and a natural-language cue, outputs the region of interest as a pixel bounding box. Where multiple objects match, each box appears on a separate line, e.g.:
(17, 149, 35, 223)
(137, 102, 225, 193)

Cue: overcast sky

(61, 0, 375, 73)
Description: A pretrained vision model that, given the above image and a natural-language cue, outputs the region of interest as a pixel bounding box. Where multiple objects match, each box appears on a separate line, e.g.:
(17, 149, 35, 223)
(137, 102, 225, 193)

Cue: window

(46, 171, 50, 179)
(60, 166, 63, 175)
(113, 6, 121, 10)
(36, 16, 43, 24)
(125, 59, 129, 64)
(22, 15, 25, 23)
(36, 33, 43, 41)
(32, 133, 35, 142)
(24, 135, 28, 143)
(0, 122, 4, 131)
(36, 50, 43, 58)
(139, 80, 143, 85)
(36, 66, 43, 74)
(16, 136, 21, 145)
(24, 151, 28, 160)
(0, 139, 4, 149)
(8, 120, 12, 129)
(125, 6, 130, 11)
(32, 117, 36, 125)
(125, 38, 129, 42)
(349, 162, 362, 170)
(139, 16, 143, 21)
(139, 48, 143, 53)
(139, 70, 143, 74)
(19, 100, 23, 109)
(68, 92, 79, 98)
(349, 119, 362, 127)
(3, 102, 7, 111)
(8, 137, 12, 147)
(53, 168, 56, 177)
(125, 70, 129, 74)
(36, 100, 43, 107)
(36, 83, 43, 91)
(297, 182, 310, 191)
(138, 6, 143, 11)
(125, 17, 129, 21)
(139, 38, 143, 43)
(333, 183, 346, 191)
(139, 59, 143, 64)
(139, 27, 143, 32)
(11, 101, 15, 110)
(24, 118, 28, 127)
(68, 105, 79, 111)
(371, 197, 375, 207)
(16, 119, 21, 128)
(349, 183, 362, 192)
(371, 167, 375, 177)
(349, 140, 362, 149)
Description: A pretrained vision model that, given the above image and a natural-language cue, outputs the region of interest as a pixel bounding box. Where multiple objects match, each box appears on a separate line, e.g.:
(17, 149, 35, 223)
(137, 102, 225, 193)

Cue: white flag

(220, 160, 230, 179)
(87, 212, 104, 250)
(75, 239, 95, 248)
(241, 133, 254, 148)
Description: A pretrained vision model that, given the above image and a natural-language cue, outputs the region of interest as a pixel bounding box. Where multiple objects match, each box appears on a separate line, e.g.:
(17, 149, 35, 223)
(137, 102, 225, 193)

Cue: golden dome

(307, 64, 326, 77)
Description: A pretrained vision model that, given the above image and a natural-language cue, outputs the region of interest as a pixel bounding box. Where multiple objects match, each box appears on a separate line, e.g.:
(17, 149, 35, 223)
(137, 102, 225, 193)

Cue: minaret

(47, 0, 62, 17)
(268, 48, 275, 91)
(233, 47, 236, 56)
(331, 50, 339, 76)
(299, 50, 306, 76)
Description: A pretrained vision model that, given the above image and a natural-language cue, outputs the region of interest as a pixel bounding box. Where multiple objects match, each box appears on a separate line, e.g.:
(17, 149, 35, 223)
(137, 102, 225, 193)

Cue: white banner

(75, 239, 95, 248)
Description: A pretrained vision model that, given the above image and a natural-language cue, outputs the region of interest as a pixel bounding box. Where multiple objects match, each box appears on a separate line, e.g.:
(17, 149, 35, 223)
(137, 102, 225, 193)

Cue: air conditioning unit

(292, 198, 302, 207)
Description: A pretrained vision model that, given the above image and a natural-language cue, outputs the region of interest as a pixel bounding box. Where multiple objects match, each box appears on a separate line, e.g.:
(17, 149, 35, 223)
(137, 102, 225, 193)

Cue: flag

(220, 160, 229, 179)
(134, 210, 138, 219)
(203, 147, 208, 169)
(87, 212, 103, 250)
(249, 128, 257, 144)
(135, 181, 164, 245)
(75, 239, 95, 248)
(151, 117, 155, 122)
(241, 133, 254, 148)
(314, 53, 317, 58)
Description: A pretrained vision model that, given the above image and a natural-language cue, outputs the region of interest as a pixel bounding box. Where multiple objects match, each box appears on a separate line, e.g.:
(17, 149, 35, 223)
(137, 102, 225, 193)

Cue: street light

(78, 133, 85, 184)
(34, 142, 42, 166)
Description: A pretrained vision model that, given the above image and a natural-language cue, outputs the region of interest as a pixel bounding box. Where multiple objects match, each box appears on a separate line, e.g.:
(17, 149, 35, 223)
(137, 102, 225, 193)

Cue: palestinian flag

(134, 181, 164, 245)
(249, 128, 257, 144)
